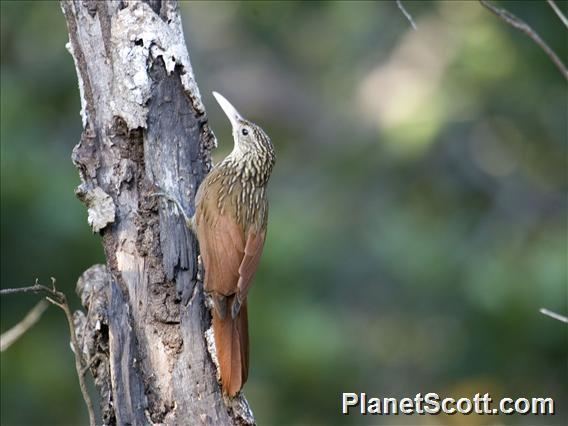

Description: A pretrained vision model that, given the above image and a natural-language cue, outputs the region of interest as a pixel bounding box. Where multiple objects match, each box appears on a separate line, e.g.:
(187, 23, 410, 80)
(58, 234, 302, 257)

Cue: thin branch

(0, 283, 57, 296)
(0, 300, 49, 351)
(547, 0, 568, 29)
(396, 0, 417, 31)
(0, 279, 96, 426)
(540, 308, 568, 324)
(479, 0, 568, 81)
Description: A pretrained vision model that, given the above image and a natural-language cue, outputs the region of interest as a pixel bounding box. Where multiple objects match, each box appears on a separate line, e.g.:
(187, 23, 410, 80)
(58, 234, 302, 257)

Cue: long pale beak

(212, 91, 243, 129)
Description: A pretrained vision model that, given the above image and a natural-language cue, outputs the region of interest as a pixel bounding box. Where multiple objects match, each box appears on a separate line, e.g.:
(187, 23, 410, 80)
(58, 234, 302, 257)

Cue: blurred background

(1, 1, 566, 425)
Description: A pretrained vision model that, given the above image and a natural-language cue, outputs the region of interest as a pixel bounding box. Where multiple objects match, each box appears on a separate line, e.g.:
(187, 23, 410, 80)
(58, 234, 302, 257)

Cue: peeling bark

(61, 1, 254, 424)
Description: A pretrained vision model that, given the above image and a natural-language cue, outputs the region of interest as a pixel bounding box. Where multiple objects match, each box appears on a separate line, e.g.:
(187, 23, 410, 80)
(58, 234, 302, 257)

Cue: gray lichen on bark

(61, 1, 255, 424)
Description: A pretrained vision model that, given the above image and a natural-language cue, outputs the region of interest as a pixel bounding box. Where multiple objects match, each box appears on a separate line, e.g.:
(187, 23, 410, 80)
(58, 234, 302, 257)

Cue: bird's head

(212, 91, 274, 165)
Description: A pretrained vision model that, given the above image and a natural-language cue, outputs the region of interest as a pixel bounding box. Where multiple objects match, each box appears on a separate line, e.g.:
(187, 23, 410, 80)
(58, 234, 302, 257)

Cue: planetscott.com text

(342, 392, 555, 416)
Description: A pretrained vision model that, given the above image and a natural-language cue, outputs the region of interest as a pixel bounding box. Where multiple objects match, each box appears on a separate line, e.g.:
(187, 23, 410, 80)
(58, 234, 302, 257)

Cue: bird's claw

(151, 191, 194, 231)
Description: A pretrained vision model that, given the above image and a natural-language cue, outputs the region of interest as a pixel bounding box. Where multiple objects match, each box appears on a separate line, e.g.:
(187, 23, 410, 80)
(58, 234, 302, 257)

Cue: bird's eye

(241, 128, 249, 136)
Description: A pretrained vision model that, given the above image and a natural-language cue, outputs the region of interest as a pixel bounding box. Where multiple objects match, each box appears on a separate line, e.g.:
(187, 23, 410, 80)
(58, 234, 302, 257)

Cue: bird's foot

(205, 291, 228, 320)
(150, 191, 194, 231)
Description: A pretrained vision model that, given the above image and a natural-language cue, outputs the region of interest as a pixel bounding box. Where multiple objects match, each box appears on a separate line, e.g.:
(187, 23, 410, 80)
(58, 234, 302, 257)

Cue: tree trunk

(60, 1, 255, 424)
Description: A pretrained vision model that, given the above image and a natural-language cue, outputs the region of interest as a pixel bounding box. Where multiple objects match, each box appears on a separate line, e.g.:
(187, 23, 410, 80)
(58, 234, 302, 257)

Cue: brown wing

(197, 206, 245, 297)
(236, 230, 266, 302)
(195, 176, 266, 308)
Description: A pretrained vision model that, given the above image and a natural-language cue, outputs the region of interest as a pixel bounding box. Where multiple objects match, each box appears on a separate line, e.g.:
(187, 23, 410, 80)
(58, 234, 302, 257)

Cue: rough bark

(61, 1, 255, 424)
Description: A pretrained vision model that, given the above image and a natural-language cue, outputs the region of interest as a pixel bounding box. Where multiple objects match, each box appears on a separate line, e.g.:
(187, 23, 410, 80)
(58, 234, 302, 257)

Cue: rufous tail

(212, 298, 249, 397)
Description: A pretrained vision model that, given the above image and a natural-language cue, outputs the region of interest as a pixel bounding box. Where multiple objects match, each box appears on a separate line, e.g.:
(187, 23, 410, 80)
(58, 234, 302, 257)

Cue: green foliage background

(1, 1, 566, 425)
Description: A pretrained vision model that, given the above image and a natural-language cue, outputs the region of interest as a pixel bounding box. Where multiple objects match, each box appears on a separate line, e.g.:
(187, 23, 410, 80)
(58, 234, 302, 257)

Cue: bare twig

(0, 300, 49, 351)
(396, 0, 417, 30)
(540, 308, 568, 324)
(0, 279, 96, 426)
(547, 0, 568, 29)
(479, 0, 568, 81)
(0, 283, 56, 296)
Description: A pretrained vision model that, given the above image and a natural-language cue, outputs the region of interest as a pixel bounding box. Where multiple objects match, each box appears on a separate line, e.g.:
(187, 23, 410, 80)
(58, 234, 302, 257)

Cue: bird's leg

(151, 192, 194, 232)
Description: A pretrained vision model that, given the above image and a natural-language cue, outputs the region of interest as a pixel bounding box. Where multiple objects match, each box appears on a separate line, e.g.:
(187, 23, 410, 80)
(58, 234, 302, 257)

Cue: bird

(165, 92, 276, 397)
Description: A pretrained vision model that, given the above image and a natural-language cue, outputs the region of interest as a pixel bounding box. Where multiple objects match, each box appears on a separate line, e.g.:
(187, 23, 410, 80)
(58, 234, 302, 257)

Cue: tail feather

(212, 298, 249, 396)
